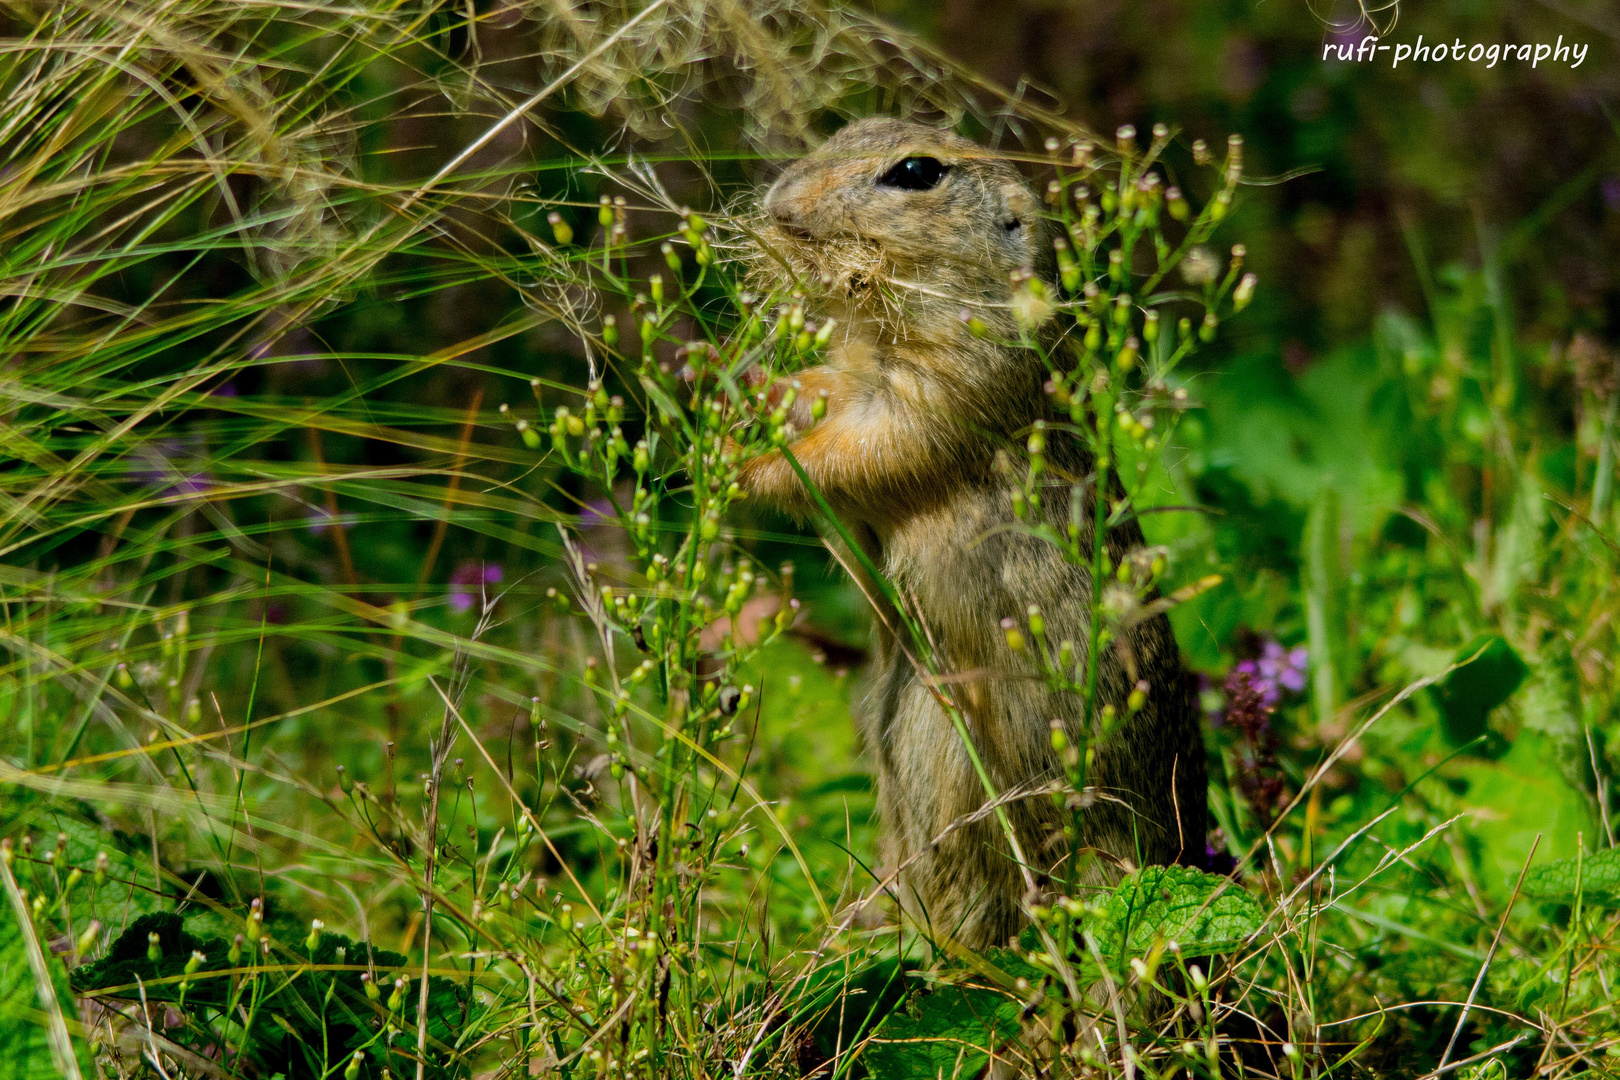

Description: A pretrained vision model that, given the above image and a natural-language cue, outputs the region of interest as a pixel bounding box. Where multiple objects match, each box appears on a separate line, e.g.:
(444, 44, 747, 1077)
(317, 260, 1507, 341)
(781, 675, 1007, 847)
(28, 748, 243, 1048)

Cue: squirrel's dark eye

(877, 156, 948, 191)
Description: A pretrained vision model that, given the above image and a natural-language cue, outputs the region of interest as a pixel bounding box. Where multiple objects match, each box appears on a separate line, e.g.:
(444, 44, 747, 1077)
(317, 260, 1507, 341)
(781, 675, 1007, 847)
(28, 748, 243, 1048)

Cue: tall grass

(1, 2, 1617, 1078)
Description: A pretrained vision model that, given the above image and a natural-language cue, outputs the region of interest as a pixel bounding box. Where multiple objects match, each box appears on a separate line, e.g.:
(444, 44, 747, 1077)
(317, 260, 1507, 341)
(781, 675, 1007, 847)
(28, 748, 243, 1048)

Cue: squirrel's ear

(998, 181, 1039, 235)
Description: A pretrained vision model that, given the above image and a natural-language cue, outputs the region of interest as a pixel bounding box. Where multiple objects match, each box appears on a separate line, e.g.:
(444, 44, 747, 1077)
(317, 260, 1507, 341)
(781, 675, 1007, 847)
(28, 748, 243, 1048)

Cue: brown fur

(740, 118, 1206, 949)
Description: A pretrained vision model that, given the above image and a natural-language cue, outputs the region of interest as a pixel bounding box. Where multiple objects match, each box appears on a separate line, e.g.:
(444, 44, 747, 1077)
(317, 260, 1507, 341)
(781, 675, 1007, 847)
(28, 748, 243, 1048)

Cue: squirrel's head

(756, 118, 1052, 335)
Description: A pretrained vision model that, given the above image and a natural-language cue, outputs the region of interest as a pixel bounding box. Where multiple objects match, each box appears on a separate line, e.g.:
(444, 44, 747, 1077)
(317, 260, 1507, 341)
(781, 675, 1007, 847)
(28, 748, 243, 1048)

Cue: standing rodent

(739, 118, 1206, 949)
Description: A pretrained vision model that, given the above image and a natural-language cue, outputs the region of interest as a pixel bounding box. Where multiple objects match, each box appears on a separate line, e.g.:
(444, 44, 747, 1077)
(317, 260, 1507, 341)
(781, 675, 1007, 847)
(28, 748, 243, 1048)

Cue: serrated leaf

(1095, 865, 1265, 964)
(859, 968, 1024, 1080)
(1523, 847, 1620, 905)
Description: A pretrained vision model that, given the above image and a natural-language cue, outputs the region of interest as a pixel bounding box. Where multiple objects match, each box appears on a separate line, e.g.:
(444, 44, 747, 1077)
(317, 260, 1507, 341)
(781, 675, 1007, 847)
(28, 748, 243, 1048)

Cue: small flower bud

(345, 1051, 365, 1080)
(1116, 124, 1136, 153)
(661, 242, 681, 274)
(1001, 617, 1026, 653)
(1233, 272, 1257, 311)
(1165, 186, 1189, 222)
(597, 196, 613, 228)
(1116, 337, 1139, 372)
(147, 932, 161, 962)
(601, 314, 618, 347)
(547, 211, 573, 246)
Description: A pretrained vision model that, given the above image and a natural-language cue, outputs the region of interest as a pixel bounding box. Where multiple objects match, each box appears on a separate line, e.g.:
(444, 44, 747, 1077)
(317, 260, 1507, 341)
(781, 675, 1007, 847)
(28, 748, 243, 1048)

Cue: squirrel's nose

(765, 176, 817, 237)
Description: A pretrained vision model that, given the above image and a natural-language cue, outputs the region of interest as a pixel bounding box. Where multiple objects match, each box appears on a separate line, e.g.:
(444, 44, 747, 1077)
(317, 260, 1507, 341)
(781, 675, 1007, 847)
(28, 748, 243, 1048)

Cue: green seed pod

(661, 242, 681, 274)
(649, 274, 664, 306)
(1200, 313, 1218, 342)
(345, 1052, 364, 1080)
(597, 196, 613, 228)
(147, 932, 161, 962)
(601, 314, 618, 347)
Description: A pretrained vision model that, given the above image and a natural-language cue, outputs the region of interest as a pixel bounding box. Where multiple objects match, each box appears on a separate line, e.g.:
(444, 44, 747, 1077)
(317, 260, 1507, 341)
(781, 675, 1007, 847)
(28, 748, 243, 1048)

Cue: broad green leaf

(1452, 730, 1597, 897)
(859, 959, 1027, 1080)
(73, 912, 466, 1080)
(1523, 847, 1620, 905)
(1094, 865, 1265, 963)
(1432, 634, 1529, 749)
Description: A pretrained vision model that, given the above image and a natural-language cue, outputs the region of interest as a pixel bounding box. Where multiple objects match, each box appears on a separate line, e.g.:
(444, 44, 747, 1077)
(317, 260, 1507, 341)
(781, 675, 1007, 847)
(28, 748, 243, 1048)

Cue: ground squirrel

(740, 117, 1207, 949)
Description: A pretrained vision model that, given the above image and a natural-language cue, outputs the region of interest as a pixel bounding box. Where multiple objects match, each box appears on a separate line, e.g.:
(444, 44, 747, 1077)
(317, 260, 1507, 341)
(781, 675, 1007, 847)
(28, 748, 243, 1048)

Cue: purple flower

(449, 561, 504, 613)
(1213, 637, 1307, 827)
(1229, 641, 1309, 713)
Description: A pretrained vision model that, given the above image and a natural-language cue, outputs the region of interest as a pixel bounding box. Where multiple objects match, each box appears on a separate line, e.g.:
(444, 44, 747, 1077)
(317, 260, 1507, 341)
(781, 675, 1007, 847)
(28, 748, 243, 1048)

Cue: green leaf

(73, 913, 467, 1080)
(1432, 634, 1529, 749)
(1094, 865, 1265, 964)
(1523, 847, 1620, 905)
(859, 959, 1027, 1080)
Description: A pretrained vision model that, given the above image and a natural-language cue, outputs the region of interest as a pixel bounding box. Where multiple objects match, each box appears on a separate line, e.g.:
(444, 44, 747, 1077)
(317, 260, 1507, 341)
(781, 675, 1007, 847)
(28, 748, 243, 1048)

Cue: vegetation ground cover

(2, 1, 1617, 1077)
